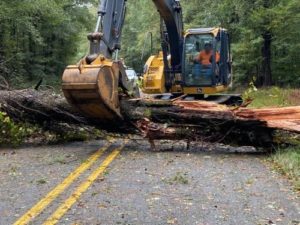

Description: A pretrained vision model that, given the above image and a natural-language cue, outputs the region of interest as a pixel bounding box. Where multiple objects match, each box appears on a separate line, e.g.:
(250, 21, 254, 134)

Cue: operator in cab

(197, 42, 220, 66)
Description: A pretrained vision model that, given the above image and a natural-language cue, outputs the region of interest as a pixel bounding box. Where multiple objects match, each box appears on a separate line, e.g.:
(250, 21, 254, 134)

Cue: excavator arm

(62, 0, 184, 121)
(89, 0, 127, 59)
(154, 0, 184, 90)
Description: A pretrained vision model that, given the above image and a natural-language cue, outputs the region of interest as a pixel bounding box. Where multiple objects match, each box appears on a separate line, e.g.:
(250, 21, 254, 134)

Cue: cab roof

(185, 27, 227, 36)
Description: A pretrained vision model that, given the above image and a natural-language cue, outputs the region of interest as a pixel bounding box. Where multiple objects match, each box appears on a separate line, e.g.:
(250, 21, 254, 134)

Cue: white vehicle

(125, 67, 140, 97)
(125, 68, 138, 82)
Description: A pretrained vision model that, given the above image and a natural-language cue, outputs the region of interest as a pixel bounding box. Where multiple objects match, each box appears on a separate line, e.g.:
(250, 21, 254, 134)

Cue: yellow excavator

(62, 0, 242, 121)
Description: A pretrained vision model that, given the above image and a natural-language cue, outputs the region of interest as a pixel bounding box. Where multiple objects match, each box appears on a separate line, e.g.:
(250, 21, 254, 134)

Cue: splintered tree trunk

(0, 89, 300, 147)
(122, 99, 300, 147)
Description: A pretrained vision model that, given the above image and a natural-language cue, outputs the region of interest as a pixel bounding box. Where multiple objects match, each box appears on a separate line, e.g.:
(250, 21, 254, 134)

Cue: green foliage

(0, 111, 32, 146)
(243, 81, 258, 101)
(0, 0, 95, 87)
(0, 111, 105, 147)
(121, 0, 160, 72)
(44, 124, 106, 144)
(245, 87, 300, 108)
(144, 109, 152, 118)
(58, 128, 93, 142)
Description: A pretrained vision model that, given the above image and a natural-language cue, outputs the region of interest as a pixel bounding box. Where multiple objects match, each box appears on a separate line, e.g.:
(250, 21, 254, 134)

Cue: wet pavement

(0, 139, 299, 225)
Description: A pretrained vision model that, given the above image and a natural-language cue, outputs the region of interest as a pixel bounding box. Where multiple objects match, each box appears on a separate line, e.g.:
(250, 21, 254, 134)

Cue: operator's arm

(216, 52, 220, 63)
(196, 51, 204, 64)
(208, 52, 220, 64)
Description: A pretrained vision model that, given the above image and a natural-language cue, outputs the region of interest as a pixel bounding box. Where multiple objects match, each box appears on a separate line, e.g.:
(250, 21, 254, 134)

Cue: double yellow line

(14, 140, 127, 225)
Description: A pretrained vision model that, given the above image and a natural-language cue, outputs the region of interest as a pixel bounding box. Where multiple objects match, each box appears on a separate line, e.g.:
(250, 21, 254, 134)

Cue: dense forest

(0, 0, 94, 87)
(0, 0, 299, 88)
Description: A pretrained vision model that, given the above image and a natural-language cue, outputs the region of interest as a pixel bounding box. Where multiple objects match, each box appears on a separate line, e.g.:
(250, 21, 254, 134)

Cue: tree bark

(261, 31, 272, 86)
(258, 0, 273, 87)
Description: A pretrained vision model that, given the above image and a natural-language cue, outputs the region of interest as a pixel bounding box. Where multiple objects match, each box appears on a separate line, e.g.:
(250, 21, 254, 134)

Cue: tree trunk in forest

(258, 0, 273, 87)
(260, 31, 272, 86)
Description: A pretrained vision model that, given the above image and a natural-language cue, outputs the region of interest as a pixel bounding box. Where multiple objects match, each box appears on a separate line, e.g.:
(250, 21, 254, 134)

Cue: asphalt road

(0, 139, 299, 225)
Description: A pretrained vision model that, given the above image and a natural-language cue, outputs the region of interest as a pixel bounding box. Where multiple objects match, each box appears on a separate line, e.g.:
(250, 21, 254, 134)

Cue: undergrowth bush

(0, 111, 31, 146)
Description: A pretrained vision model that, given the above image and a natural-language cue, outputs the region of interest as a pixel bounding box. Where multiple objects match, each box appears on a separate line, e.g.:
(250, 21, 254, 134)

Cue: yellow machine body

(142, 27, 230, 96)
(142, 52, 166, 94)
(142, 54, 229, 95)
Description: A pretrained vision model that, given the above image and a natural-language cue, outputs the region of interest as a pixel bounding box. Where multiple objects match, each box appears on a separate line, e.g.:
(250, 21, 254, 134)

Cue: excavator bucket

(62, 57, 122, 121)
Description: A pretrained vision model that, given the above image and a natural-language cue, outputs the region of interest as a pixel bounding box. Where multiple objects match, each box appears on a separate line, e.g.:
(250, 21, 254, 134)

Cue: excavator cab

(143, 28, 233, 94)
(182, 28, 232, 94)
(142, 26, 242, 104)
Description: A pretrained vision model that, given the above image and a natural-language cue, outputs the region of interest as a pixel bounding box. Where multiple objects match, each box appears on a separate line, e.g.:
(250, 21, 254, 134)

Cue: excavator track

(152, 94, 243, 106)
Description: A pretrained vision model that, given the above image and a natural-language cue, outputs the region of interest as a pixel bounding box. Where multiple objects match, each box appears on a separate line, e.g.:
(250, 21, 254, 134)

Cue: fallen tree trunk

(175, 101, 300, 132)
(122, 99, 300, 132)
(0, 89, 299, 147)
(0, 89, 87, 124)
(122, 99, 300, 147)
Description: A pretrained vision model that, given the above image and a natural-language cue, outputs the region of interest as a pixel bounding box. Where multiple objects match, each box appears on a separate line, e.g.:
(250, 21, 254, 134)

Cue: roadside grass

(271, 146, 300, 191)
(244, 87, 300, 108)
(247, 86, 300, 191)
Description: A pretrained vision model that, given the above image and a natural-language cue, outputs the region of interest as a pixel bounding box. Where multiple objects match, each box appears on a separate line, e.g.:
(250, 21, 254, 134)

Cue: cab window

(184, 34, 217, 86)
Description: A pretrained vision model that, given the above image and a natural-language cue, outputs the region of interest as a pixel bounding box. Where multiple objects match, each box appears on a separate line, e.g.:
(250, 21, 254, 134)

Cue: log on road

(122, 99, 300, 132)
(0, 89, 86, 124)
(0, 89, 299, 147)
(122, 99, 300, 147)
(175, 101, 300, 132)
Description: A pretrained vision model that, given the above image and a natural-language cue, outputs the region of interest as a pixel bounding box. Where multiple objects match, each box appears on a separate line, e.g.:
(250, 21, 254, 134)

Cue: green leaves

(0, 111, 28, 146)
(121, 0, 160, 71)
(0, 0, 94, 87)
